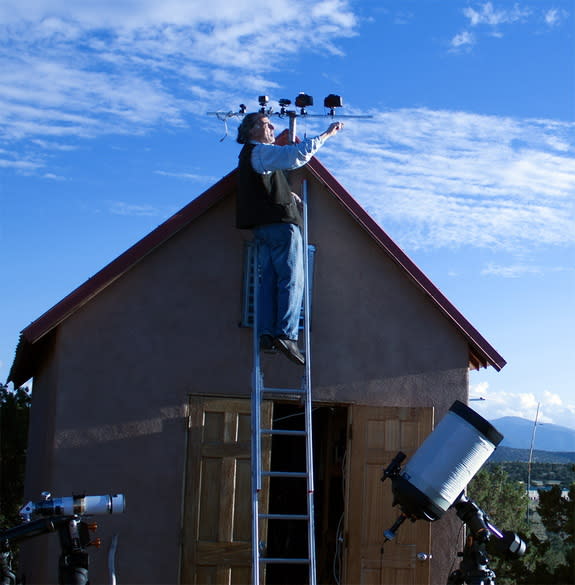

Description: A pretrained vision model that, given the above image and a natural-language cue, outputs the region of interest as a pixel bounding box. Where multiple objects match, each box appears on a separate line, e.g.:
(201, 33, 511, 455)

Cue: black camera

(295, 93, 314, 108)
(324, 94, 343, 109)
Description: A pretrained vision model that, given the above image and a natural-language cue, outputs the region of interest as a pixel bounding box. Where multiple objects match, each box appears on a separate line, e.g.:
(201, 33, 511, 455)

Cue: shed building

(9, 148, 505, 585)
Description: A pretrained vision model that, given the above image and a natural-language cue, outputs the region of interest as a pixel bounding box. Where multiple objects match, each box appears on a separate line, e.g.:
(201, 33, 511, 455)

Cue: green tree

(0, 384, 31, 528)
(468, 466, 575, 585)
(525, 483, 575, 585)
(468, 465, 529, 534)
(538, 484, 571, 536)
(466, 466, 533, 585)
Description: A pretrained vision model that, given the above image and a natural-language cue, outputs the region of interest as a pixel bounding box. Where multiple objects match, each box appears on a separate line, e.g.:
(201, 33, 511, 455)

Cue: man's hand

(322, 121, 344, 139)
(291, 191, 302, 205)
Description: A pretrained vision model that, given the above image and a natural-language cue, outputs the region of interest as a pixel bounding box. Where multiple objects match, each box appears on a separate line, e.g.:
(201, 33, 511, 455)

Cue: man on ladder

(236, 113, 344, 365)
(236, 110, 343, 585)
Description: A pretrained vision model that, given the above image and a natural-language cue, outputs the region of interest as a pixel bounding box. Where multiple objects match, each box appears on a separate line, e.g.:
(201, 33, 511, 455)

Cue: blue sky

(1, 0, 574, 435)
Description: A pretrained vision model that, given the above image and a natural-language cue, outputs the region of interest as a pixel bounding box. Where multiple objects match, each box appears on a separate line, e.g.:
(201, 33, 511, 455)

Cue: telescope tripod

(1, 515, 97, 585)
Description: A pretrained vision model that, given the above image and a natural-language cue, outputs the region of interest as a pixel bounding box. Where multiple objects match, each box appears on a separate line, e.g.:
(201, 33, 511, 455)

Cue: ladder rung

(262, 392, 306, 403)
(262, 386, 306, 394)
(260, 558, 310, 565)
(260, 513, 309, 520)
(262, 471, 308, 478)
(260, 429, 307, 436)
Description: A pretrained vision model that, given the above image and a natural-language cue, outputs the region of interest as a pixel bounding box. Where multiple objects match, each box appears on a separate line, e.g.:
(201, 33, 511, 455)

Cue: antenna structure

(207, 92, 372, 142)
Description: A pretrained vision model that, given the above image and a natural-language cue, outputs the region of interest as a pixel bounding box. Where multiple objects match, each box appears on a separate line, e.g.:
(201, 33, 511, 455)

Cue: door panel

(181, 397, 272, 584)
(344, 406, 433, 585)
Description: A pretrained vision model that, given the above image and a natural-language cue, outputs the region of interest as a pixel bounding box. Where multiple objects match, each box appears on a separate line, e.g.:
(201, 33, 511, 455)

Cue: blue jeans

(253, 223, 304, 341)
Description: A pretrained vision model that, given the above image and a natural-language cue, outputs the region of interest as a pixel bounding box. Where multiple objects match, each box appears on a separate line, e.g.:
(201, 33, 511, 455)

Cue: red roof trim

(16, 155, 505, 374)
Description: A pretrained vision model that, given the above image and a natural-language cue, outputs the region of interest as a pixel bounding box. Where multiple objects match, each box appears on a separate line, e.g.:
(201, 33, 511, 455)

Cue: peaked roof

(8, 147, 505, 386)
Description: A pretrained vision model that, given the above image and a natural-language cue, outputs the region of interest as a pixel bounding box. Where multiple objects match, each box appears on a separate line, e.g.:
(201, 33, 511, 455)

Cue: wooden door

(181, 397, 272, 584)
(344, 406, 434, 585)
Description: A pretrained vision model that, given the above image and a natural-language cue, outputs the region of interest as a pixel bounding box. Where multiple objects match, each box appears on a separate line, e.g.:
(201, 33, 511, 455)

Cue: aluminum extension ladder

(251, 180, 317, 585)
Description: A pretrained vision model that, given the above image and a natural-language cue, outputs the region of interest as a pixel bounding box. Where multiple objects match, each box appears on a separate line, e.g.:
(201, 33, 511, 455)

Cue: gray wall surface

(22, 171, 470, 584)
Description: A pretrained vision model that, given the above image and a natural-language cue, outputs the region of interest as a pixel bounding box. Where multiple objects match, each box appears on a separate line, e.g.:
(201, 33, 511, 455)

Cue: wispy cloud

(481, 263, 542, 278)
(108, 201, 163, 217)
(0, 156, 44, 172)
(2, 1, 573, 259)
(463, 2, 531, 27)
(42, 172, 66, 181)
(479, 263, 574, 278)
(0, 0, 357, 143)
(0, 0, 358, 190)
(450, 1, 570, 50)
(450, 30, 476, 50)
(154, 170, 217, 184)
(318, 109, 575, 253)
(544, 7, 569, 27)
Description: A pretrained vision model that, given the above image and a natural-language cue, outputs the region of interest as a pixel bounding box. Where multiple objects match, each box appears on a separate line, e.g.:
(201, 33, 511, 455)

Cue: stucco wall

(22, 172, 471, 584)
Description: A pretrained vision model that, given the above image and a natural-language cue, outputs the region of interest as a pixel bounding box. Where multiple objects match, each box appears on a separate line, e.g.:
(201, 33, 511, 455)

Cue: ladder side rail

(302, 179, 317, 585)
(252, 242, 263, 493)
(251, 240, 262, 585)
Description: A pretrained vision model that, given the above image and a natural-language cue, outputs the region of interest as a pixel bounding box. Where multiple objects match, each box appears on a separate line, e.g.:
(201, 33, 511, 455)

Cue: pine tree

(467, 465, 575, 585)
(466, 466, 533, 585)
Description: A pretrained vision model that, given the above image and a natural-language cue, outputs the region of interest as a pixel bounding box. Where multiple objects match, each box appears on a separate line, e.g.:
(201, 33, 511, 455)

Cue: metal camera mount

(207, 91, 371, 141)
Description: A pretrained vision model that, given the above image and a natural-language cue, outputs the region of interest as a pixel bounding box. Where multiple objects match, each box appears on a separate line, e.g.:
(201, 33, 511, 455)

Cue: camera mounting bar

(207, 92, 372, 142)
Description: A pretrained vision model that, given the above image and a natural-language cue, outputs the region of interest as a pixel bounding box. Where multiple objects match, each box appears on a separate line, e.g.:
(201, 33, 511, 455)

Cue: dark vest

(236, 143, 302, 229)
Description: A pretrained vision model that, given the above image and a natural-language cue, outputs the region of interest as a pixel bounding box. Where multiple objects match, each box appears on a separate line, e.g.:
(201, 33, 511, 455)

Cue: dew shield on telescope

(392, 401, 503, 521)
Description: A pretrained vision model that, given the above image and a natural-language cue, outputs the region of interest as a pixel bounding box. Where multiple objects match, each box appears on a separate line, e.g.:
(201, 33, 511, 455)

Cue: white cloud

(0, 0, 295, 28)
(450, 30, 475, 50)
(481, 263, 543, 278)
(1, 1, 357, 69)
(544, 8, 569, 27)
(0, 157, 44, 171)
(154, 170, 217, 184)
(1, 1, 573, 258)
(0, 1, 357, 145)
(470, 381, 575, 429)
(454, 2, 568, 48)
(319, 109, 575, 252)
(463, 2, 531, 27)
(108, 201, 163, 217)
(31, 139, 79, 151)
(543, 390, 563, 407)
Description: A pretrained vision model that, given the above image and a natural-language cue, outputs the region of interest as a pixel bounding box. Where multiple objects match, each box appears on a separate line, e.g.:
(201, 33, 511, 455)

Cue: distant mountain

(490, 416, 575, 452)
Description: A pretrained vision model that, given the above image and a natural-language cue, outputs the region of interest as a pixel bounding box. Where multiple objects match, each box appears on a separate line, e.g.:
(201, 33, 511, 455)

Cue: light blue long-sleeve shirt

(250, 135, 328, 174)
